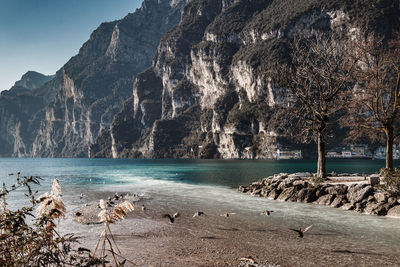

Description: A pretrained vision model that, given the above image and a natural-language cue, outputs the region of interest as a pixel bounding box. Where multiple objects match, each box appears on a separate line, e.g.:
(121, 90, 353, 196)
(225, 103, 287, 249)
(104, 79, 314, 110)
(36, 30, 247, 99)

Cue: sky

(0, 0, 143, 91)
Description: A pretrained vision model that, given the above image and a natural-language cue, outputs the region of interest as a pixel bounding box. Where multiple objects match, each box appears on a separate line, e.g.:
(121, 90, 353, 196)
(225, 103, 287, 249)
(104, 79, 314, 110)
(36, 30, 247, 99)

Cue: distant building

(326, 151, 342, 158)
(342, 151, 352, 158)
(374, 145, 400, 160)
(351, 144, 366, 155)
(326, 144, 371, 158)
(276, 149, 302, 159)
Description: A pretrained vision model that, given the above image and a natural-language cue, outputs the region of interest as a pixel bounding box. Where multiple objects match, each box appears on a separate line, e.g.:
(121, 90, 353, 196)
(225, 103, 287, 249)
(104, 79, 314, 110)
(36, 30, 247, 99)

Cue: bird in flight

(163, 212, 180, 223)
(260, 210, 274, 216)
(289, 225, 313, 238)
(193, 211, 206, 217)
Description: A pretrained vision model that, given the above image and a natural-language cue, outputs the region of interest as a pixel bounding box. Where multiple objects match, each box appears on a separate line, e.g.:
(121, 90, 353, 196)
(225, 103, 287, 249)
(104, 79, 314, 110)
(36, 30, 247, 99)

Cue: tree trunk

(385, 126, 394, 170)
(317, 133, 326, 178)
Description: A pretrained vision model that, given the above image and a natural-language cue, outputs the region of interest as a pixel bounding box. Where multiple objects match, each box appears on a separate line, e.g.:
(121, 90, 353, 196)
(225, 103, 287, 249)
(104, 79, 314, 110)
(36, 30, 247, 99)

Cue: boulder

(267, 189, 282, 200)
(270, 180, 281, 189)
(278, 181, 289, 191)
(364, 202, 388, 215)
(271, 176, 283, 183)
(354, 200, 368, 212)
(238, 185, 248, 193)
(326, 184, 348, 196)
(251, 189, 262, 196)
(330, 195, 347, 208)
(387, 205, 400, 217)
(315, 185, 330, 198)
(297, 188, 317, 203)
(293, 180, 309, 188)
(341, 203, 354, 210)
(315, 194, 335, 205)
(260, 188, 268, 197)
(277, 187, 297, 201)
(347, 184, 374, 204)
(387, 197, 398, 206)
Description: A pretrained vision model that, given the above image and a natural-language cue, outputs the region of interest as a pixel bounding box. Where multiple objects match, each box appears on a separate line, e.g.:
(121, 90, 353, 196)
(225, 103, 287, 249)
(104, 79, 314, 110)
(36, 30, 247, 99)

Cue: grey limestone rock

(347, 185, 374, 205)
(277, 187, 297, 201)
(297, 188, 317, 203)
(387, 205, 400, 217)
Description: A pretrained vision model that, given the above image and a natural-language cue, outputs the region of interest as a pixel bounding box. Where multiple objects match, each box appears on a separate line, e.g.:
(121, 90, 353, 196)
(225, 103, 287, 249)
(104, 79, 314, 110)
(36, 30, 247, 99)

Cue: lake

(1, 158, 400, 251)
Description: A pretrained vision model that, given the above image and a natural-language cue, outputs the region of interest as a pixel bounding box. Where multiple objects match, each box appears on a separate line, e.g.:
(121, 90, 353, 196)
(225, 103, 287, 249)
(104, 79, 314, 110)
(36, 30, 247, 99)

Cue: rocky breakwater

(239, 173, 400, 217)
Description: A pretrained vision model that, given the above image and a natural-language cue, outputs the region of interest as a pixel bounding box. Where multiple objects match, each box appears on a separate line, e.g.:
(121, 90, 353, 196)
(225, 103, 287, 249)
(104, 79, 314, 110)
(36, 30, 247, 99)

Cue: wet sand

(63, 190, 400, 267)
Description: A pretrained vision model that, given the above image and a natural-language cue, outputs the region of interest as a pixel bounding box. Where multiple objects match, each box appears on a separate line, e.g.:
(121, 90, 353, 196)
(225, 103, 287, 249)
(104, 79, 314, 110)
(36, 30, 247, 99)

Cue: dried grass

(94, 199, 135, 266)
(36, 179, 66, 220)
(1, 183, 8, 212)
(98, 200, 134, 224)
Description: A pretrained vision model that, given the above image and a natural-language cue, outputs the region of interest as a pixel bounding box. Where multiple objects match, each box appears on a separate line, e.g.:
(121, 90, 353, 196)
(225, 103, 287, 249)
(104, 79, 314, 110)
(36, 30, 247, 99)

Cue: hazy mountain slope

(1, 71, 54, 97)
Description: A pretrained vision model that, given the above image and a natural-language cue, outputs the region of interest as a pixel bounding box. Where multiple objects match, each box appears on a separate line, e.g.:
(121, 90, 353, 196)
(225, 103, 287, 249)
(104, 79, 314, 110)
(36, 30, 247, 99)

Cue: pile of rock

(239, 173, 400, 217)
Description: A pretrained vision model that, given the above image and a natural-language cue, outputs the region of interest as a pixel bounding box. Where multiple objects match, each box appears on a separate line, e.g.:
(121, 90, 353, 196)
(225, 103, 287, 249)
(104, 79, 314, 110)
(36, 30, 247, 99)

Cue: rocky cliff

(0, 72, 60, 157)
(0, 0, 187, 158)
(26, 0, 188, 157)
(91, 0, 400, 159)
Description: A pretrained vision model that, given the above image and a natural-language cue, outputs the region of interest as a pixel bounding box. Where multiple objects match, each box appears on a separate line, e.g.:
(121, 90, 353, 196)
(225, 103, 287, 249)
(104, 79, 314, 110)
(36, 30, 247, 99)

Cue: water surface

(1, 158, 399, 251)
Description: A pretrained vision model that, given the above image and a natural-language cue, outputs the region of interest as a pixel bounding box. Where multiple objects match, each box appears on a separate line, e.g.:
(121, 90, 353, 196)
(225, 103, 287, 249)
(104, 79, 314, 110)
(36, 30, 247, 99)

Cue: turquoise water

(0, 158, 393, 189)
(1, 158, 400, 251)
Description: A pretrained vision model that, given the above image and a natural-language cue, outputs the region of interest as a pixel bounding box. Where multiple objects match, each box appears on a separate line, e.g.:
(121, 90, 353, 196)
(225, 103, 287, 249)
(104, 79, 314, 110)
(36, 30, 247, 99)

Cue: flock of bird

(162, 208, 313, 238)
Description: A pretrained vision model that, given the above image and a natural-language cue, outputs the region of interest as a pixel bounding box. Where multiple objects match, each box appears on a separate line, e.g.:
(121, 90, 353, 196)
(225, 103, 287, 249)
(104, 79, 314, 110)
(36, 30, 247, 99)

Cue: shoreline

(239, 173, 400, 218)
(65, 184, 400, 266)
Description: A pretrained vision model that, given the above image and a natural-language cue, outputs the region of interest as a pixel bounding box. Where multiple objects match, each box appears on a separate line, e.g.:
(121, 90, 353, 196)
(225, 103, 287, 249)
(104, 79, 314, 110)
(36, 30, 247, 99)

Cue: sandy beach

(63, 188, 400, 267)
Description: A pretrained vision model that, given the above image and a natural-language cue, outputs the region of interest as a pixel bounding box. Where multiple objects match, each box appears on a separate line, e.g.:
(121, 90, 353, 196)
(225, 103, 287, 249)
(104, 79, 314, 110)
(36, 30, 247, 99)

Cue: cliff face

(0, 73, 60, 157)
(91, 0, 400, 159)
(30, 0, 188, 157)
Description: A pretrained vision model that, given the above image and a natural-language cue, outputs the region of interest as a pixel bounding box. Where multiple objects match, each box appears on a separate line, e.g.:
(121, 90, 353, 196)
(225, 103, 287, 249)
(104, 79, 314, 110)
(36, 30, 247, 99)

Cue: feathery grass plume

(98, 200, 134, 224)
(36, 179, 66, 220)
(51, 178, 62, 196)
(94, 200, 135, 266)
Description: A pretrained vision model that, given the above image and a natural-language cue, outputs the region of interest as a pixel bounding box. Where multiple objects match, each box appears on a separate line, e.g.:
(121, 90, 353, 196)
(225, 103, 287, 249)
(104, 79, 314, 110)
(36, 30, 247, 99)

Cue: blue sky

(0, 0, 142, 91)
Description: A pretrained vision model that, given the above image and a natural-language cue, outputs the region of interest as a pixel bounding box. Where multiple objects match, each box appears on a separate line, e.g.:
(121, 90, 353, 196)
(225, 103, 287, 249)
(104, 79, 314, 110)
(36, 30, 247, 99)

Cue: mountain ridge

(0, 0, 188, 157)
(90, 0, 400, 159)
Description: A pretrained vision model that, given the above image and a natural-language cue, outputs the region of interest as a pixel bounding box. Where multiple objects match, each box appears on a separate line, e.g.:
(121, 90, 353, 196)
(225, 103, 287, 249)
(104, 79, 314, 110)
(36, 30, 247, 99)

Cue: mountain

(0, 0, 188, 157)
(30, 0, 189, 158)
(0, 74, 60, 157)
(90, 0, 400, 159)
(1, 71, 54, 97)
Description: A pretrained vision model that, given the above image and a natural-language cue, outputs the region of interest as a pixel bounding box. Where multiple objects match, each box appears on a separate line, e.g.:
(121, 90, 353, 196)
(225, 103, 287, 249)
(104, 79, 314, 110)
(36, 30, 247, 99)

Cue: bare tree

(272, 33, 356, 178)
(344, 33, 400, 170)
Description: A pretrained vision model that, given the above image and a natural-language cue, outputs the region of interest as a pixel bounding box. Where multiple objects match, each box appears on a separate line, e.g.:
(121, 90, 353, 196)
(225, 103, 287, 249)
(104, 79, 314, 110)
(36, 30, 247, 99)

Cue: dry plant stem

(93, 228, 106, 258)
(106, 236, 119, 266)
(101, 236, 106, 266)
(107, 223, 121, 254)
